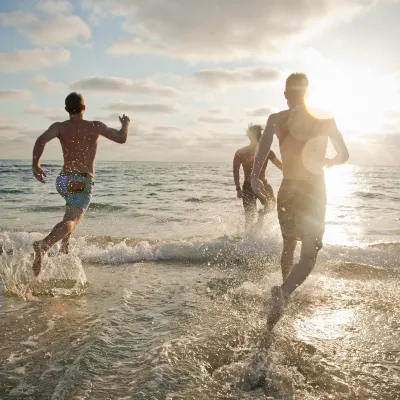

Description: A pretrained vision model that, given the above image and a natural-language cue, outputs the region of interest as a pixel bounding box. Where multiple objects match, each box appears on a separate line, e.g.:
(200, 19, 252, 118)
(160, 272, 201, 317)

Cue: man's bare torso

(271, 107, 333, 182)
(56, 119, 103, 177)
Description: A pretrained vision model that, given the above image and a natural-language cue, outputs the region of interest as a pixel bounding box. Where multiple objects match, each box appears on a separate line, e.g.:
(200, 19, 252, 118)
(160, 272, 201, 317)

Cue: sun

(305, 67, 397, 133)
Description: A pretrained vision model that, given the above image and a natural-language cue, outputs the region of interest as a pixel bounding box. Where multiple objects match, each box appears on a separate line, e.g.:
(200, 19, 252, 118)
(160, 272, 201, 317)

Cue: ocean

(0, 160, 399, 399)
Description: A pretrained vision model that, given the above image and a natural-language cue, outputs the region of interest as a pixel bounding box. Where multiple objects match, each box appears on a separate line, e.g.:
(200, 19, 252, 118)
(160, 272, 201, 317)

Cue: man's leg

(281, 235, 319, 298)
(32, 206, 84, 276)
(280, 239, 297, 280)
(60, 233, 71, 254)
(267, 237, 319, 329)
(242, 185, 257, 230)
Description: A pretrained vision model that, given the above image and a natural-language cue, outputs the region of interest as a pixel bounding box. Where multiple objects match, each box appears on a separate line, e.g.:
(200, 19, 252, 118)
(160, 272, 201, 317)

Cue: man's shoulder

(236, 145, 252, 155)
(269, 109, 291, 121)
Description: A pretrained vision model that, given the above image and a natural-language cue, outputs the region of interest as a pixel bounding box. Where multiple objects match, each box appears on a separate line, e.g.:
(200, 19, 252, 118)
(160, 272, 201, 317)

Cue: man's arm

(233, 151, 243, 199)
(268, 150, 283, 171)
(325, 119, 349, 167)
(32, 123, 60, 183)
(251, 115, 276, 197)
(96, 114, 130, 144)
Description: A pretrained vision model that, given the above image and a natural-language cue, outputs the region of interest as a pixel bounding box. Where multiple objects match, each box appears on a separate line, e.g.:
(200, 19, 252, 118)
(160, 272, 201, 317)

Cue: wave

(28, 203, 130, 213)
(369, 242, 400, 253)
(1, 231, 400, 272)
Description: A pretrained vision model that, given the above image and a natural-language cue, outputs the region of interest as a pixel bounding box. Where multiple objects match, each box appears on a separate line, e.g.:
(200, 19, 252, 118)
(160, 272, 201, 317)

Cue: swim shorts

(277, 179, 326, 249)
(242, 180, 276, 216)
(56, 173, 93, 211)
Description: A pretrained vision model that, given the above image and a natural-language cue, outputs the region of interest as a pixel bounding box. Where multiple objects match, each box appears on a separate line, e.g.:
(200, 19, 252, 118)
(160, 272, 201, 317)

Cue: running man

(251, 73, 349, 328)
(233, 124, 282, 230)
(31, 92, 130, 276)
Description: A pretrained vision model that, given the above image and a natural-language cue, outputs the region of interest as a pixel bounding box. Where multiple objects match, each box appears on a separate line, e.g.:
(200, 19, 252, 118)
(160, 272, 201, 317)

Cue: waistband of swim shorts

(59, 171, 94, 180)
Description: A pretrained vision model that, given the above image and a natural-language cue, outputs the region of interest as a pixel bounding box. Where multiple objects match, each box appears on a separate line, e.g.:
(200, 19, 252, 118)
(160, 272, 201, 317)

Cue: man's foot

(267, 286, 286, 330)
(60, 242, 69, 254)
(32, 241, 45, 277)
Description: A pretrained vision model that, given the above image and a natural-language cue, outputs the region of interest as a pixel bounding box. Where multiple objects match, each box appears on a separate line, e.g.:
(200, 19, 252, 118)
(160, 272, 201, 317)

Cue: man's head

(246, 123, 262, 143)
(65, 92, 85, 115)
(284, 73, 308, 108)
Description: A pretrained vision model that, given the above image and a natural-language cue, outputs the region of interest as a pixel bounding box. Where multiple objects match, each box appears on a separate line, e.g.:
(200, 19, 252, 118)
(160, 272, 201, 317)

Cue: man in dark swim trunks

(233, 124, 282, 230)
(31, 92, 130, 276)
(251, 73, 349, 328)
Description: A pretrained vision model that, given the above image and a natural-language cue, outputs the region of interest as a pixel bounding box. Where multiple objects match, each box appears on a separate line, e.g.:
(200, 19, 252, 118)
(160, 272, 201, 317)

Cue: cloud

(198, 116, 234, 124)
(207, 109, 223, 115)
(26, 104, 67, 121)
(154, 126, 181, 132)
(70, 76, 180, 97)
(82, 0, 372, 61)
(0, 11, 38, 26)
(105, 102, 181, 114)
(0, 8, 91, 46)
(0, 48, 70, 72)
(192, 67, 280, 87)
(246, 107, 273, 117)
(32, 74, 68, 91)
(27, 15, 91, 46)
(36, 0, 73, 15)
(0, 90, 31, 101)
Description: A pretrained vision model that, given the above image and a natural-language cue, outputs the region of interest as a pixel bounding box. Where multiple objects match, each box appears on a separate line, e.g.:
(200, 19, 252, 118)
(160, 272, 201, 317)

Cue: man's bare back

(268, 107, 342, 182)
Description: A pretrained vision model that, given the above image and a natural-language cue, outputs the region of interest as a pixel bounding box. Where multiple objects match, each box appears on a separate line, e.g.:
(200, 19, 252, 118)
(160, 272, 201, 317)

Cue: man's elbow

(118, 136, 127, 144)
(342, 148, 350, 163)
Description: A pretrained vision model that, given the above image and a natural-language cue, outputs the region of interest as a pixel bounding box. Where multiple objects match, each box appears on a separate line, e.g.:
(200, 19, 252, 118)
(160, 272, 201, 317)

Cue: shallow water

(1, 161, 400, 399)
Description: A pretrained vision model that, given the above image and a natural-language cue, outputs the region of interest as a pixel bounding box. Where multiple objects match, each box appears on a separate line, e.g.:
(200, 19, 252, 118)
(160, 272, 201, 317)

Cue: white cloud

(198, 116, 234, 124)
(26, 104, 67, 121)
(0, 90, 31, 101)
(0, 48, 70, 72)
(36, 0, 73, 15)
(105, 102, 181, 114)
(33, 74, 68, 91)
(27, 15, 91, 46)
(154, 126, 181, 132)
(0, 8, 91, 47)
(192, 67, 280, 88)
(82, 0, 374, 61)
(246, 107, 273, 117)
(0, 11, 38, 26)
(70, 76, 180, 97)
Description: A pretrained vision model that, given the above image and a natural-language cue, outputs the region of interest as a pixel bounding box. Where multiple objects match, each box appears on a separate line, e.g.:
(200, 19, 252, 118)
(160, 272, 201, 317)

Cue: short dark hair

(285, 73, 308, 93)
(247, 123, 262, 141)
(65, 92, 85, 115)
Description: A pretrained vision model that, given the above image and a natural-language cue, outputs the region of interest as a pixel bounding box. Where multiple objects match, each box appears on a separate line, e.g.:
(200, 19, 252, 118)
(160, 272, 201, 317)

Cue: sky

(1, 0, 400, 165)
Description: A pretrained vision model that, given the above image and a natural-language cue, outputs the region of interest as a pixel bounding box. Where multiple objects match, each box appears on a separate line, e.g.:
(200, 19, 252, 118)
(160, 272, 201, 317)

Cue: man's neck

(69, 113, 84, 120)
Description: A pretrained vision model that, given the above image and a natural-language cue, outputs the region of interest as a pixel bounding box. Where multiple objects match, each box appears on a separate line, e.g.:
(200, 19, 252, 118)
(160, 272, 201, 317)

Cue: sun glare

(306, 67, 397, 133)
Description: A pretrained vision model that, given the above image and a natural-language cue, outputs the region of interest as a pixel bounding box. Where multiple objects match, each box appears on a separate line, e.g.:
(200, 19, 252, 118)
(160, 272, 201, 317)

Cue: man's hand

(119, 114, 130, 127)
(236, 188, 243, 199)
(251, 177, 267, 200)
(33, 165, 46, 183)
(324, 158, 336, 168)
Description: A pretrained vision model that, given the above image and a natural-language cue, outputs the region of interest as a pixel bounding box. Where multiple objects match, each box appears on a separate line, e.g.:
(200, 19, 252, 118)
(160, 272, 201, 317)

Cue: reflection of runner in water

(233, 124, 282, 230)
(251, 73, 349, 328)
(31, 93, 130, 277)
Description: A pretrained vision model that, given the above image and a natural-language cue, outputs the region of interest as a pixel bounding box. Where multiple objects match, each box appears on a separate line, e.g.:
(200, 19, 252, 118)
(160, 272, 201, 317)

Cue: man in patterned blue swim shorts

(31, 92, 131, 276)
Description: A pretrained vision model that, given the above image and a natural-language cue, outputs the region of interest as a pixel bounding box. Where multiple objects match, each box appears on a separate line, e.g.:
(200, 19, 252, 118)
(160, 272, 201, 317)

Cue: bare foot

(32, 241, 45, 277)
(267, 286, 286, 330)
(60, 242, 69, 254)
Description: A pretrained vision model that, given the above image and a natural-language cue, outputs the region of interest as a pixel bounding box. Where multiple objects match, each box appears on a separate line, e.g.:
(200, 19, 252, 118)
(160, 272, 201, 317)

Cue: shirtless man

(31, 92, 130, 276)
(233, 124, 282, 229)
(251, 73, 349, 328)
